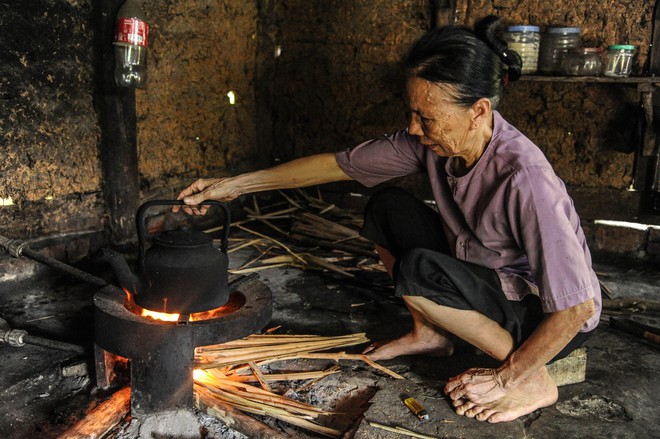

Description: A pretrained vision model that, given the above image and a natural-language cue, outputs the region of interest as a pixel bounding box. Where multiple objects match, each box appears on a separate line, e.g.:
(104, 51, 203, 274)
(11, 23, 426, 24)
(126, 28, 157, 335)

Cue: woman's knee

(364, 187, 413, 223)
(397, 247, 446, 282)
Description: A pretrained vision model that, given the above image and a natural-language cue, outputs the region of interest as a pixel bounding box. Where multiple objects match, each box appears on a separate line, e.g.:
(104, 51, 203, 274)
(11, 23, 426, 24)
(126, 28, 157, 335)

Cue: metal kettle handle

(136, 200, 231, 263)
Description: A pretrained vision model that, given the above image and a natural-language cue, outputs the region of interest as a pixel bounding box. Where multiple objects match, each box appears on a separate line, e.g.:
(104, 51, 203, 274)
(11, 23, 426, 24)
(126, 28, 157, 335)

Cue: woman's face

(405, 76, 473, 159)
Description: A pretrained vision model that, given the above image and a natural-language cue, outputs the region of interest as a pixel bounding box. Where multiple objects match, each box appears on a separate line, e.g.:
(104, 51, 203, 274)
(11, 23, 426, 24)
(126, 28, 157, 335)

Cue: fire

(193, 369, 208, 382)
(124, 288, 182, 322)
(141, 308, 180, 322)
(123, 288, 239, 322)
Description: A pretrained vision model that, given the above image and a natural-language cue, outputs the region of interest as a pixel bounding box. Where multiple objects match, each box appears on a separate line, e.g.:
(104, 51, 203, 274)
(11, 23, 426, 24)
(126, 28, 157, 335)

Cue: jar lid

(579, 47, 603, 53)
(506, 25, 540, 32)
(608, 44, 636, 51)
(546, 26, 581, 34)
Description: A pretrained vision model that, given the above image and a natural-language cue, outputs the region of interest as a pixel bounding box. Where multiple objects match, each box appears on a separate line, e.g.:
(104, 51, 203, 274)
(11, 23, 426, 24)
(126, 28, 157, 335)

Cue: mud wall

(136, 1, 262, 195)
(0, 0, 658, 262)
(134, 0, 431, 191)
(0, 1, 104, 240)
(264, 0, 430, 161)
(0, 0, 262, 252)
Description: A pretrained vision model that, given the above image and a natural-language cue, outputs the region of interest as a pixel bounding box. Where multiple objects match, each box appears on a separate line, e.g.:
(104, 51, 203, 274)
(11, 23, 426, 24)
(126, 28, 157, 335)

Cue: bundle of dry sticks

(194, 331, 403, 437)
(206, 189, 386, 279)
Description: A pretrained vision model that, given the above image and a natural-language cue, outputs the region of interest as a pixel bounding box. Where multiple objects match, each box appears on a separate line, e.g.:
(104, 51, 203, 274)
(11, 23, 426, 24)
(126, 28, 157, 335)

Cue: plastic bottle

(114, 0, 149, 88)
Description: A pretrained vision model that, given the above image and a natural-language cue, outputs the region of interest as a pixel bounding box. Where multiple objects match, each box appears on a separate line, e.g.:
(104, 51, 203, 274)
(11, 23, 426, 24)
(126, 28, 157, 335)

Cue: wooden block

(547, 348, 587, 386)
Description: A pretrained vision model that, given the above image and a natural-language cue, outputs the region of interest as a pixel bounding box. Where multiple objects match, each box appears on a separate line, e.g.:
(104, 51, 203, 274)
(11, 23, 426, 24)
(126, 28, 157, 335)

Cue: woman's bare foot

(363, 327, 454, 361)
(455, 367, 558, 423)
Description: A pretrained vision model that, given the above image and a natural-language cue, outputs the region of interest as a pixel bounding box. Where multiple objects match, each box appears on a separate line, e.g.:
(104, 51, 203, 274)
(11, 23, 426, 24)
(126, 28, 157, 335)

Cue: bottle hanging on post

(114, 0, 149, 89)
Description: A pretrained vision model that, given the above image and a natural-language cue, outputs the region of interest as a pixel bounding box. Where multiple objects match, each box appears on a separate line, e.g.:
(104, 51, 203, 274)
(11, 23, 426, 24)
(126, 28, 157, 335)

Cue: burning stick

(57, 387, 130, 439)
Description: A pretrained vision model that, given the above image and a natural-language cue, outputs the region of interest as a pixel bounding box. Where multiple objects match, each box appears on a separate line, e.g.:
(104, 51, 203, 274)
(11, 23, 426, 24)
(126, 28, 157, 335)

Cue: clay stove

(93, 274, 272, 416)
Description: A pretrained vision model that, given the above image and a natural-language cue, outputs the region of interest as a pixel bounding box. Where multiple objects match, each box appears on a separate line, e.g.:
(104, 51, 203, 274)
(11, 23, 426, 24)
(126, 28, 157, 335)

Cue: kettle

(102, 199, 231, 314)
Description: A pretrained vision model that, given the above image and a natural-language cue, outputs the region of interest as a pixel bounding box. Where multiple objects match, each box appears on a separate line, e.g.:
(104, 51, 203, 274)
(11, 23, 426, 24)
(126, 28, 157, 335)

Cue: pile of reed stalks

(206, 189, 386, 279)
(194, 331, 403, 437)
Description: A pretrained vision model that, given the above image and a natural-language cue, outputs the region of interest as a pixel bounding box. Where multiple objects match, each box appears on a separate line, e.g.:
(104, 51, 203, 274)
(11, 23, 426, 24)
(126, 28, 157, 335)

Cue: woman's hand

(444, 367, 508, 405)
(173, 177, 240, 215)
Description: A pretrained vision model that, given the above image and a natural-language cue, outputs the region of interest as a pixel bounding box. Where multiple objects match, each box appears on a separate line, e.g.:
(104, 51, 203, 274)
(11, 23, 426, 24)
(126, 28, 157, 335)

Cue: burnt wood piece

(196, 393, 292, 439)
(610, 316, 660, 346)
(58, 387, 130, 439)
(94, 0, 140, 246)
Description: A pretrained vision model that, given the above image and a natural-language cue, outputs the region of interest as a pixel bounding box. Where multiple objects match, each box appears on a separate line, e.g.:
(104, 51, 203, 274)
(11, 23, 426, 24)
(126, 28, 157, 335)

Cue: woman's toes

(464, 405, 486, 418)
(475, 408, 495, 421)
(455, 401, 476, 415)
(452, 398, 466, 408)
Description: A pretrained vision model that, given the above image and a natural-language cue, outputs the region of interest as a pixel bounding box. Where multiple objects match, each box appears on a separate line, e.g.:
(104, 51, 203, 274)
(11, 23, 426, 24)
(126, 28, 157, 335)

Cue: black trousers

(361, 187, 590, 363)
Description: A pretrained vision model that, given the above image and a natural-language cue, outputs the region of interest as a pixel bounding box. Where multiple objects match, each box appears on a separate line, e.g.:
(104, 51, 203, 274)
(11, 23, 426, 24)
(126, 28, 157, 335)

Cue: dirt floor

(0, 215, 659, 438)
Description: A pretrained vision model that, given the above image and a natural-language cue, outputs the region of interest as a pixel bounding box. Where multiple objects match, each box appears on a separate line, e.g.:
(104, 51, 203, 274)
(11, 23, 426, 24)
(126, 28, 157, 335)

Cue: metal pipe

(0, 318, 85, 355)
(0, 234, 107, 287)
(22, 334, 86, 354)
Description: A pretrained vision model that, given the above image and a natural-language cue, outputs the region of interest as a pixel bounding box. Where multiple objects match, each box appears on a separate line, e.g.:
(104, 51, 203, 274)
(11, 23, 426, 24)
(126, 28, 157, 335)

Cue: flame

(123, 289, 181, 322)
(123, 288, 238, 322)
(141, 308, 180, 322)
(193, 369, 207, 382)
(123, 288, 134, 302)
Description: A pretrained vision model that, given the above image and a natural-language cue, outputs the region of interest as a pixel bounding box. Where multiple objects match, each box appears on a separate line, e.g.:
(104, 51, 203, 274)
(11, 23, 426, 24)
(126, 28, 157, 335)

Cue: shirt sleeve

(335, 129, 426, 187)
(506, 165, 595, 313)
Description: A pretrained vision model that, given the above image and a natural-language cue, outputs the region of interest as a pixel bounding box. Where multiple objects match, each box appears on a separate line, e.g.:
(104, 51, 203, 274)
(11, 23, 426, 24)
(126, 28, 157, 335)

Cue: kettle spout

(98, 248, 141, 296)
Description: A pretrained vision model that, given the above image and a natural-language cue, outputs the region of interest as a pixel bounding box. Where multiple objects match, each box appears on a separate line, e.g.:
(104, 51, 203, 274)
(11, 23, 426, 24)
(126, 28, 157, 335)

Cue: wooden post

(94, 0, 140, 246)
(649, 0, 660, 212)
(431, 0, 456, 28)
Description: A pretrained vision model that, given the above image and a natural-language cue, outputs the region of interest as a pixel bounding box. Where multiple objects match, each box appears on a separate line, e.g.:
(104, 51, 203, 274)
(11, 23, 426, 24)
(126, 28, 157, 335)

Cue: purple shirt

(336, 111, 601, 332)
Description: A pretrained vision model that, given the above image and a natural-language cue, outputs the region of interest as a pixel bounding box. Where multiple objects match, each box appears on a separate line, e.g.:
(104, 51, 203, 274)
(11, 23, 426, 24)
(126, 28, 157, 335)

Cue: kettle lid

(154, 227, 212, 248)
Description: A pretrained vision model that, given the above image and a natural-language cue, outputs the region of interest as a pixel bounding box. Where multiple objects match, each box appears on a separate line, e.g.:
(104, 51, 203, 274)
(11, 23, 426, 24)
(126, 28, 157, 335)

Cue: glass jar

(504, 25, 541, 75)
(538, 26, 581, 75)
(603, 45, 635, 77)
(562, 48, 602, 76)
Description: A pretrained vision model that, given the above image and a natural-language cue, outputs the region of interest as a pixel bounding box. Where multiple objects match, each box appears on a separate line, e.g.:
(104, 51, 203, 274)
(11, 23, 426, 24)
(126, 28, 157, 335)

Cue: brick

(593, 224, 647, 255)
(647, 226, 660, 256)
(547, 348, 587, 387)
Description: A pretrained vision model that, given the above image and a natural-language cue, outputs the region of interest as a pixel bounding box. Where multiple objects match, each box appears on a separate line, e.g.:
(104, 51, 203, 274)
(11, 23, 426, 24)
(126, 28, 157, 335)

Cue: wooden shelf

(519, 75, 660, 84)
(519, 74, 660, 191)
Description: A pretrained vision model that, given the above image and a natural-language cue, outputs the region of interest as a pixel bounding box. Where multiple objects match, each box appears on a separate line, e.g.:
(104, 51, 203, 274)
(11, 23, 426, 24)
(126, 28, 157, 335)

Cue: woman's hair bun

(474, 15, 523, 83)
(499, 49, 523, 82)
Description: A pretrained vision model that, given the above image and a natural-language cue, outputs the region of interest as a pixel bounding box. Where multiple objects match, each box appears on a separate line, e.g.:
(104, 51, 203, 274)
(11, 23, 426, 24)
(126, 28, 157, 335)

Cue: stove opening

(123, 289, 247, 323)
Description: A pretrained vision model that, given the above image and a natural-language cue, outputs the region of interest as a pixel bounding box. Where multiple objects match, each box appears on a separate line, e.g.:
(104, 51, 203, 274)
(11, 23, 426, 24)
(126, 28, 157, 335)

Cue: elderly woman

(175, 17, 600, 423)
